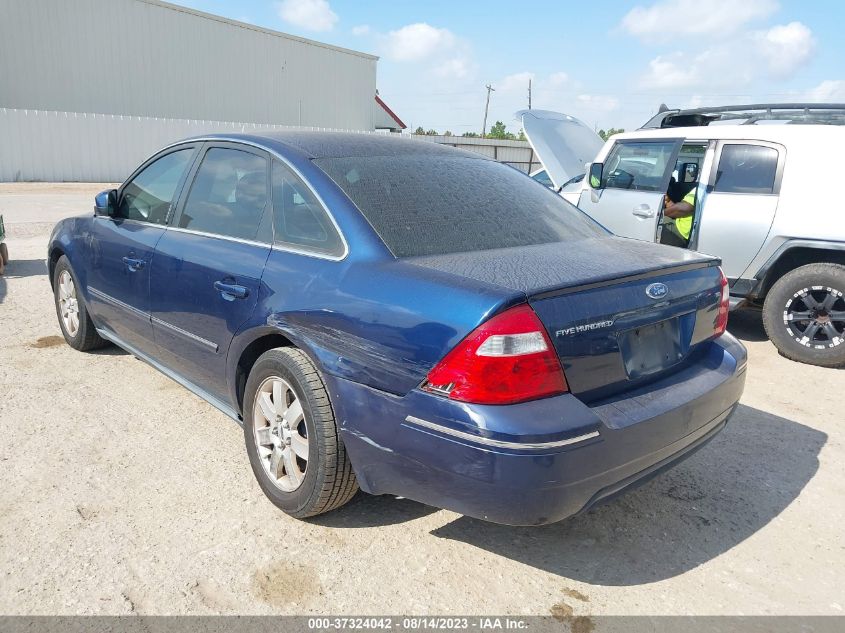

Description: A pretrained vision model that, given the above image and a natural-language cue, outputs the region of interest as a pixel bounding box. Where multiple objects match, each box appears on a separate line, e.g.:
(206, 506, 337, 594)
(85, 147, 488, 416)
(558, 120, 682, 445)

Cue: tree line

(412, 122, 625, 141)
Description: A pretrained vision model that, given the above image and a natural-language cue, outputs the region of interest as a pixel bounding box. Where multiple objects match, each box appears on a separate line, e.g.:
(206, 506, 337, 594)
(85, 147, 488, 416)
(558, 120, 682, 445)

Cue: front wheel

(52, 256, 109, 351)
(762, 263, 845, 367)
(243, 347, 358, 518)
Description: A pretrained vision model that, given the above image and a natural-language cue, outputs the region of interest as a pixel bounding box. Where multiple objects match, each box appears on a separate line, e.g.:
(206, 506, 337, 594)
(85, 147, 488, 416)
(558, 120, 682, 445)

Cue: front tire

(243, 347, 358, 518)
(762, 263, 845, 367)
(52, 255, 109, 351)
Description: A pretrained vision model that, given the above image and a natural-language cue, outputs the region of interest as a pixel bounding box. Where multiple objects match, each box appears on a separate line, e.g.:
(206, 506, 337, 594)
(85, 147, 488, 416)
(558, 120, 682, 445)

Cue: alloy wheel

(58, 270, 80, 337)
(252, 376, 309, 492)
(783, 286, 845, 348)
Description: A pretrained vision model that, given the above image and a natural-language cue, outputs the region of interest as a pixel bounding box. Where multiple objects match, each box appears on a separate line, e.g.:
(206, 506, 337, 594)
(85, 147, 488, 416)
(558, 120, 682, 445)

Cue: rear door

(577, 138, 683, 241)
(149, 143, 273, 401)
(85, 145, 198, 354)
(693, 141, 783, 279)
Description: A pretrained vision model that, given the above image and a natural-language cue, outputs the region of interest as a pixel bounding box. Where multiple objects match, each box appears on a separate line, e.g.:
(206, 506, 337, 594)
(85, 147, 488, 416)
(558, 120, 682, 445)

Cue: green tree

(461, 131, 480, 137)
(443, 130, 453, 137)
(598, 127, 625, 141)
(425, 129, 438, 135)
(486, 121, 516, 140)
(517, 128, 527, 141)
(414, 126, 425, 135)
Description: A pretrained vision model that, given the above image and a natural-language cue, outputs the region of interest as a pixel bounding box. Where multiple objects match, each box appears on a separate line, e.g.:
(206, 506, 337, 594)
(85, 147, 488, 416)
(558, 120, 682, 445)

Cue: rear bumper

(326, 334, 747, 526)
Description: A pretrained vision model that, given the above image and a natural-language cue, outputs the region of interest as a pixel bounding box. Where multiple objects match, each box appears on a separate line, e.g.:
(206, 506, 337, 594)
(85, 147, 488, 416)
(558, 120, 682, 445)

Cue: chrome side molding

(404, 415, 600, 450)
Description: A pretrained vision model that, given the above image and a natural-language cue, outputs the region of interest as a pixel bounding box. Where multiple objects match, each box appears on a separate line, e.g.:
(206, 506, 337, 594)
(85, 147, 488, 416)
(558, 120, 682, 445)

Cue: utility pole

(528, 79, 532, 110)
(482, 83, 495, 137)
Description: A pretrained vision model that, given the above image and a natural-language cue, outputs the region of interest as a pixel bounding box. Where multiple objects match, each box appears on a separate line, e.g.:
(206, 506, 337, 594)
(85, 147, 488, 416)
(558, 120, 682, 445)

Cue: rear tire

(762, 263, 845, 367)
(0, 242, 8, 265)
(243, 347, 358, 518)
(52, 255, 109, 351)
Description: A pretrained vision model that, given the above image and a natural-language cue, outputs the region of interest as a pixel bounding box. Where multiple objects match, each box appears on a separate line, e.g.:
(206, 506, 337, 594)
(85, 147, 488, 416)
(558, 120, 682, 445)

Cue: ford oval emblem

(646, 282, 669, 299)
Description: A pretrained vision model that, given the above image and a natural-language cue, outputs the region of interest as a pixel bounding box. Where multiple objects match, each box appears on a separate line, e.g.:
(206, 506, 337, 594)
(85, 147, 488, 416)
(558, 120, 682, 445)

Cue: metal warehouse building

(0, 0, 387, 181)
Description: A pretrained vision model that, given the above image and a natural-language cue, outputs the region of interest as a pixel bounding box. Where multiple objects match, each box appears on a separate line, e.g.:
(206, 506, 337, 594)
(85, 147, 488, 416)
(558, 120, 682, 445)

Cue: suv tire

(763, 263, 845, 368)
(243, 347, 358, 518)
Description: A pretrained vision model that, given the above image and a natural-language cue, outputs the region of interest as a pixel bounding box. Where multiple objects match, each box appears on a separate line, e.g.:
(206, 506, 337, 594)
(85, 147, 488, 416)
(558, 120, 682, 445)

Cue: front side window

(602, 141, 677, 191)
(714, 144, 778, 194)
(272, 160, 344, 256)
(179, 148, 271, 241)
(117, 149, 193, 224)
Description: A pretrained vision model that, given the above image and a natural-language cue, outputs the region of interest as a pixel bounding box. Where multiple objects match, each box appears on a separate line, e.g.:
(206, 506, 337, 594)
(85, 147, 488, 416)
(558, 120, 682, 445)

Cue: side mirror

(94, 189, 118, 217)
(588, 163, 604, 189)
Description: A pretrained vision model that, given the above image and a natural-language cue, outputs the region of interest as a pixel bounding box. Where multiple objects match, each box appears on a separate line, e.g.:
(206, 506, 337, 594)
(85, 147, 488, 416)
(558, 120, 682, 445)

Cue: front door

(693, 141, 783, 279)
(578, 139, 682, 241)
(149, 144, 273, 401)
(85, 146, 197, 354)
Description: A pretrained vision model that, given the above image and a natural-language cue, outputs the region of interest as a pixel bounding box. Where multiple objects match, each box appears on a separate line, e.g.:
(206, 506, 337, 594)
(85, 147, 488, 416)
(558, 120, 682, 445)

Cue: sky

(171, 0, 845, 134)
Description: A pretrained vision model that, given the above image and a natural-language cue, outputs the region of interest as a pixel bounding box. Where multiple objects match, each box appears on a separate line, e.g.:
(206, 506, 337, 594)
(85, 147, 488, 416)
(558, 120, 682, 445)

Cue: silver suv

(520, 104, 845, 367)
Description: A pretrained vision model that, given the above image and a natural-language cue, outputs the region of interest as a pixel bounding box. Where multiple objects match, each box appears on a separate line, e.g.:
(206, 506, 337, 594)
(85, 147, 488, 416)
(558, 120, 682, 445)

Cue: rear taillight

(714, 267, 730, 337)
(423, 304, 568, 405)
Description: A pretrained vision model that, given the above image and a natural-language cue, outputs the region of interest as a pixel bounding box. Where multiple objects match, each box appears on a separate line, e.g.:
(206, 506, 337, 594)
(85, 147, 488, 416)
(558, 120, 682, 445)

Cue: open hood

(516, 109, 604, 189)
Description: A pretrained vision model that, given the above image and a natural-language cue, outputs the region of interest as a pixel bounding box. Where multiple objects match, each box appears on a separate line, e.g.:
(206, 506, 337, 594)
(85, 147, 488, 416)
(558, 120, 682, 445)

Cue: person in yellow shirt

(661, 187, 695, 248)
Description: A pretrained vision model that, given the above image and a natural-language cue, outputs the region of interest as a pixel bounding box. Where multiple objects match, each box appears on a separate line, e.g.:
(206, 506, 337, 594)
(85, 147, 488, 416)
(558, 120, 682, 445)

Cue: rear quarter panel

(228, 252, 524, 408)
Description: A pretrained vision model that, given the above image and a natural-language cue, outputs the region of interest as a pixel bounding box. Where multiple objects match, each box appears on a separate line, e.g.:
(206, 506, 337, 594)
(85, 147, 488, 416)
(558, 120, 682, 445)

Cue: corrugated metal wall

(0, 108, 387, 182)
(0, 0, 377, 129)
(418, 135, 539, 174)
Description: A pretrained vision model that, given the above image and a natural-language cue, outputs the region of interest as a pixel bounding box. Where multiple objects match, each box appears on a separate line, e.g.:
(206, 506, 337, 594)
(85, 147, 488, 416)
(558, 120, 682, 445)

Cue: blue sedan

(48, 132, 746, 525)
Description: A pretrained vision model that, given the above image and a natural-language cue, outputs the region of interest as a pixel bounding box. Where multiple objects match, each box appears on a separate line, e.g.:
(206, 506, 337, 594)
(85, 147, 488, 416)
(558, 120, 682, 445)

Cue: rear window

(314, 155, 605, 257)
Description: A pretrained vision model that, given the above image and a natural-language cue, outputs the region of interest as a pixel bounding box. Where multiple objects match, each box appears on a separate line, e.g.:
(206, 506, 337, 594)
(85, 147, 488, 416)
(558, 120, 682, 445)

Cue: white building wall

(0, 0, 378, 129)
(0, 108, 387, 182)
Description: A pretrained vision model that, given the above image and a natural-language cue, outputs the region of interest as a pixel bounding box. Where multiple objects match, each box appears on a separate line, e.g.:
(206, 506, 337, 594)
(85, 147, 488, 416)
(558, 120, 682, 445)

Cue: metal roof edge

(138, 0, 379, 61)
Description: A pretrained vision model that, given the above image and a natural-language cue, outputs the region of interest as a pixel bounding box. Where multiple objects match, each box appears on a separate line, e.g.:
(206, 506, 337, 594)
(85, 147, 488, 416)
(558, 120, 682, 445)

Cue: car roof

(191, 131, 490, 161)
(612, 123, 845, 144)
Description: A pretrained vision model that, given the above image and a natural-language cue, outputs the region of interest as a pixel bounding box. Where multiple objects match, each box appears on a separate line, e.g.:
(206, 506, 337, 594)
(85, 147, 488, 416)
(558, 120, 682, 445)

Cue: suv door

(693, 141, 784, 280)
(578, 139, 683, 241)
(149, 143, 273, 401)
(85, 145, 198, 354)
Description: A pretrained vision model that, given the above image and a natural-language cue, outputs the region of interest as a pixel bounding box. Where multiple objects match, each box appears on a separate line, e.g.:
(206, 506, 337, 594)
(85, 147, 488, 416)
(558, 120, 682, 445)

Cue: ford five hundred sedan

(48, 132, 747, 525)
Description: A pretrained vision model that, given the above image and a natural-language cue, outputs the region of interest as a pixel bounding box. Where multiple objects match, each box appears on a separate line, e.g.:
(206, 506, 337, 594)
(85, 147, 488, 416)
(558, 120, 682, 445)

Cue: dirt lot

(0, 183, 842, 617)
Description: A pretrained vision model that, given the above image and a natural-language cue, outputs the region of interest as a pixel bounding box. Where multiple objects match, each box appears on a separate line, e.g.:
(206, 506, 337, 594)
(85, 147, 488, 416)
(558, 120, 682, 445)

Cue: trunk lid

(407, 237, 724, 401)
(517, 109, 604, 189)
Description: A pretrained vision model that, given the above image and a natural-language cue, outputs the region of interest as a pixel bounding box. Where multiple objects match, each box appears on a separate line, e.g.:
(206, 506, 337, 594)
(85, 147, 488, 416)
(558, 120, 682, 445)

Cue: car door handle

(632, 205, 655, 218)
(214, 280, 249, 300)
(122, 256, 145, 272)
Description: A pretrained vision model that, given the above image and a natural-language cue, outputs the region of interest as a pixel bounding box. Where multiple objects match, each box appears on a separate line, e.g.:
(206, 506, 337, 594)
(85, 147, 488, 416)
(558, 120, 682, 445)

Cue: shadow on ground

(727, 308, 768, 342)
(1, 258, 47, 305)
(2, 258, 47, 280)
(309, 490, 438, 528)
(429, 404, 824, 585)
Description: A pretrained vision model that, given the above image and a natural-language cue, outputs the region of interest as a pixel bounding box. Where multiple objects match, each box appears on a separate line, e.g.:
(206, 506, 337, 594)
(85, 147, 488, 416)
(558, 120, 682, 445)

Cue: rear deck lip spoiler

(404, 415, 600, 451)
(529, 260, 720, 301)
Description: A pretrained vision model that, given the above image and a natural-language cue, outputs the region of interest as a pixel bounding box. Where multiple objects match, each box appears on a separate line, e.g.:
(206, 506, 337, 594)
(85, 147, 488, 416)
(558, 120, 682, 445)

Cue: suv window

(603, 141, 676, 191)
(117, 149, 193, 224)
(272, 160, 344, 256)
(714, 144, 778, 194)
(314, 155, 605, 258)
(179, 148, 271, 241)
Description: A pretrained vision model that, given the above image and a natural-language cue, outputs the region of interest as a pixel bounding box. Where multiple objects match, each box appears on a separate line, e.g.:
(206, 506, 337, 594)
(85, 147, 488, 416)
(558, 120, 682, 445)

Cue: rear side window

(314, 155, 605, 257)
(602, 141, 677, 191)
(179, 148, 271, 242)
(272, 159, 344, 257)
(714, 144, 778, 194)
(118, 149, 193, 224)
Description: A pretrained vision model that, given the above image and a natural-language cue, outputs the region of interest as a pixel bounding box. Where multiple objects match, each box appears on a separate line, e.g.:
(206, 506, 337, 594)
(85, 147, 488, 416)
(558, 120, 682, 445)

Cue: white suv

(520, 105, 845, 367)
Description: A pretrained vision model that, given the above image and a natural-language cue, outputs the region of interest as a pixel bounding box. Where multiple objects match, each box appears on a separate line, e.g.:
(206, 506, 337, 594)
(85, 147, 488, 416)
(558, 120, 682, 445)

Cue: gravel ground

(0, 183, 842, 618)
